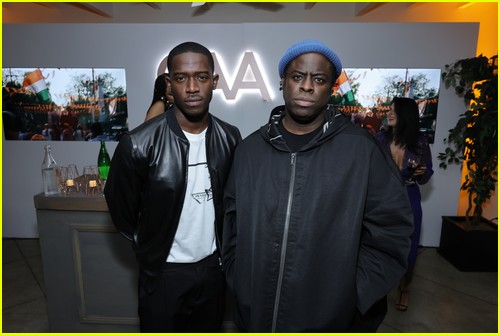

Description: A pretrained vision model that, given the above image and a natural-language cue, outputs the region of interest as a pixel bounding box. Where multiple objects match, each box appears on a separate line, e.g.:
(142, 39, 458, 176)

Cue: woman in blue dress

(375, 97, 434, 312)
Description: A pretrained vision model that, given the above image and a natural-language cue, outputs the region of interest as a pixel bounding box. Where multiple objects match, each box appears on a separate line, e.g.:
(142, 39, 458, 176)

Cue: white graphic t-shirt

(167, 128, 216, 263)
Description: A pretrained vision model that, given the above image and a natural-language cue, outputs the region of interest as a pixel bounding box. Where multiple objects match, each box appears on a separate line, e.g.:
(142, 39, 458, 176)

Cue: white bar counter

(34, 192, 140, 332)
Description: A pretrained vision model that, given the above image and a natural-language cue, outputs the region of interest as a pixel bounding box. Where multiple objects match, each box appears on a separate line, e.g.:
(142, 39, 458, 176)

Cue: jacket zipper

(272, 152, 296, 332)
(211, 167, 224, 269)
(206, 136, 223, 269)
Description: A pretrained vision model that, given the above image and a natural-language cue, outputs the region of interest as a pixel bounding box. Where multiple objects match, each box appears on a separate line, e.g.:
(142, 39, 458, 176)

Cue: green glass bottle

(98, 140, 111, 182)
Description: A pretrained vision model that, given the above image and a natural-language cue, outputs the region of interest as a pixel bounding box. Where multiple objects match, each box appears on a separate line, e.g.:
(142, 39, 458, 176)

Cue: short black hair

(167, 42, 214, 74)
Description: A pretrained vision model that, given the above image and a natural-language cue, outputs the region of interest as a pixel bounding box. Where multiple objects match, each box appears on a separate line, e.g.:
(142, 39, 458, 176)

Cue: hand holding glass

(405, 159, 420, 185)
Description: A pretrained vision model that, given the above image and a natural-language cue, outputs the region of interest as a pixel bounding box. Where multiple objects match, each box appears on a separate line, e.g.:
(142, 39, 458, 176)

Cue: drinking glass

(82, 165, 102, 195)
(58, 166, 69, 195)
(405, 158, 421, 186)
(67, 164, 80, 192)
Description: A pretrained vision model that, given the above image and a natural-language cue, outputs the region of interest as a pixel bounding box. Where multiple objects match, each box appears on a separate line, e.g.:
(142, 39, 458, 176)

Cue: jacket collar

(261, 104, 351, 152)
(166, 106, 212, 141)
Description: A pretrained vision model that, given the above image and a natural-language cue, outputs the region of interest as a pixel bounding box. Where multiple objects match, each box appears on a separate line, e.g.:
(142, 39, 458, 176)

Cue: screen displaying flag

(22, 69, 52, 103)
(336, 70, 355, 103)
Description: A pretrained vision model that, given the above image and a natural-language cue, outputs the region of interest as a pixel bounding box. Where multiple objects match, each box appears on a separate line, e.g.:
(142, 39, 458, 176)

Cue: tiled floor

(3, 239, 48, 332)
(2, 238, 498, 332)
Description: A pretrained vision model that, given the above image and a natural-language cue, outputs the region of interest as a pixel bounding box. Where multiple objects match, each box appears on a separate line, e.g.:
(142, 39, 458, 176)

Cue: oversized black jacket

(104, 109, 241, 290)
(222, 106, 413, 332)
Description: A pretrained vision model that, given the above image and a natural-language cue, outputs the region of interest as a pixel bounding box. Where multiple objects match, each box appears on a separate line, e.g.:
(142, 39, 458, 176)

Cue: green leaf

(440, 54, 498, 213)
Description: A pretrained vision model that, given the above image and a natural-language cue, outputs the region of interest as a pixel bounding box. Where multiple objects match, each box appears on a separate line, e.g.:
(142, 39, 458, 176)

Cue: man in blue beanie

(222, 39, 413, 332)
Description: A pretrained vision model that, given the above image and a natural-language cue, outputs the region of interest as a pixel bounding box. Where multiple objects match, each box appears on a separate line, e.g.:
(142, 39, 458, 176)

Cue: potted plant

(437, 54, 498, 271)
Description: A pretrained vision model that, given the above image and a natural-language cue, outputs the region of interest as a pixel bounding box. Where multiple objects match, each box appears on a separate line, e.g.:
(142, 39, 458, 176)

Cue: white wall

(3, 23, 478, 245)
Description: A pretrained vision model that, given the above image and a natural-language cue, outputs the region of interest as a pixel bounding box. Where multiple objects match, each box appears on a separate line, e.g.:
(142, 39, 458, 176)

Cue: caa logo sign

(157, 51, 272, 101)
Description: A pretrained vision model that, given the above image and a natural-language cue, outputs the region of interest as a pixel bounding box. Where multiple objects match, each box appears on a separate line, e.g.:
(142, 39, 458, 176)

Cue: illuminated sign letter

(214, 52, 271, 101)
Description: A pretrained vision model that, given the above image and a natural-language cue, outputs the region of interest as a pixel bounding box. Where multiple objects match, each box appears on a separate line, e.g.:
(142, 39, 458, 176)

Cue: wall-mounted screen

(2, 68, 128, 141)
(331, 68, 441, 143)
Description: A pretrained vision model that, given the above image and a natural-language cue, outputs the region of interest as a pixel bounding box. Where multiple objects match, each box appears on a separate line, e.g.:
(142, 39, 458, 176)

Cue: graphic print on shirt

(190, 163, 213, 204)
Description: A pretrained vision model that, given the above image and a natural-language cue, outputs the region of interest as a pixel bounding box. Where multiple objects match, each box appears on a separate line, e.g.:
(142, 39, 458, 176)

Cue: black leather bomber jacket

(104, 109, 241, 285)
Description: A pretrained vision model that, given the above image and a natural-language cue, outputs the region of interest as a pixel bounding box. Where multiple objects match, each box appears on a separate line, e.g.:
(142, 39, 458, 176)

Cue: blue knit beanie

(278, 40, 342, 80)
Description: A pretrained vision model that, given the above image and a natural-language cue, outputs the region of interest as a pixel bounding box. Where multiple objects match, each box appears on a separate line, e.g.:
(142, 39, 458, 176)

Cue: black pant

(138, 253, 226, 332)
(349, 296, 388, 332)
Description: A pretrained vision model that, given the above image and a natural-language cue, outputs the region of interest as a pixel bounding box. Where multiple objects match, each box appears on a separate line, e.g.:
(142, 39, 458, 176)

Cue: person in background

(375, 97, 434, 312)
(18, 126, 34, 140)
(42, 123, 53, 141)
(74, 123, 86, 141)
(50, 122, 61, 141)
(3, 111, 21, 140)
(87, 122, 107, 141)
(144, 73, 174, 121)
(104, 41, 241, 332)
(60, 122, 75, 141)
(364, 123, 376, 136)
(30, 133, 45, 141)
(222, 39, 413, 332)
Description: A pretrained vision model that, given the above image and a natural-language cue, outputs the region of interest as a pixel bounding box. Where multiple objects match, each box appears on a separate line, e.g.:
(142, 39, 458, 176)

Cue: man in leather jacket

(104, 42, 241, 332)
(222, 40, 413, 332)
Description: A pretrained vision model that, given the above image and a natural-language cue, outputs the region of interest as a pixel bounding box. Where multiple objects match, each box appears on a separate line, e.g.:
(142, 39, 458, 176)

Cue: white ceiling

(1, 2, 492, 24)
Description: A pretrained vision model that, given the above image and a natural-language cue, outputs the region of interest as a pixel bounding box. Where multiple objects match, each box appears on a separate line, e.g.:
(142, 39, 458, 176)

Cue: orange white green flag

(336, 70, 355, 103)
(22, 69, 52, 103)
